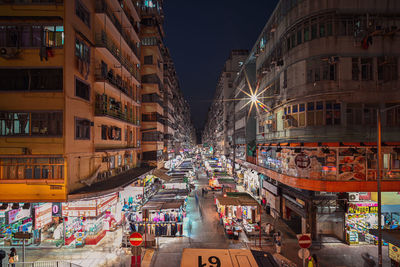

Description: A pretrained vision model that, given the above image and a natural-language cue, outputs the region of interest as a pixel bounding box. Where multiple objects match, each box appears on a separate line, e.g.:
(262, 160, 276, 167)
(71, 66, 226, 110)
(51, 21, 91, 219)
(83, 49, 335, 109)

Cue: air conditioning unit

(349, 193, 360, 202)
(0, 47, 19, 59)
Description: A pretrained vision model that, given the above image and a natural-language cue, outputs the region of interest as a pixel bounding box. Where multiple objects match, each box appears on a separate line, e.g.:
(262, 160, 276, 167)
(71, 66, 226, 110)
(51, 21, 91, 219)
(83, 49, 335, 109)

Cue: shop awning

(153, 168, 171, 181)
(68, 166, 154, 201)
(142, 202, 164, 211)
(369, 229, 400, 247)
(217, 197, 240, 206)
(161, 200, 184, 210)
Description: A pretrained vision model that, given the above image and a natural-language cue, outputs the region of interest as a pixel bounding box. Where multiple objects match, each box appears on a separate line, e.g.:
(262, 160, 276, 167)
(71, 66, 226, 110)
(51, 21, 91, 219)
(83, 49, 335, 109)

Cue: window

(319, 22, 325, 37)
(0, 111, 62, 136)
(118, 155, 122, 166)
(326, 102, 341, 125)
(311, 20, 317, 39)
(352, 58, 359, 81)
(144, 55, 153, 65)
(31, 112, 63, 136)
(363, 107, 377, 125)
(75, 38, 90, 62)
(0, 68, 62, 91)
(76, 0, 90, 28)
(316, 101, 324, 125)
(0, 112, 29, 136)
(378, 56, 398, 81)
(0, 157, 64, 180)
(304, 23, 310, 41)
(297, 29, 302, 45)
(299, 103, 306, 126)
(43, 26, 64, 47)
(110, 156, 115, 169)
(101, 125, 107, 140)
(75, 118, 90, 140)
(361, 58, 373, 81)
(306, 58, 336, 83)
(142, 131, 162, 141)
(141, 37, 158, 46)
(386, 105, 400, 127)
(307, 102, 315, 126)
(75, 78, 90, 100)
(108, 126, 122, 140)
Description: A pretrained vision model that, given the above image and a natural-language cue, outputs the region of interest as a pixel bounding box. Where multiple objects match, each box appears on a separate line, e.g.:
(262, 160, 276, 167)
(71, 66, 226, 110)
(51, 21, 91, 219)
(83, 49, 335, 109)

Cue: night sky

(163, 0, 279, 133)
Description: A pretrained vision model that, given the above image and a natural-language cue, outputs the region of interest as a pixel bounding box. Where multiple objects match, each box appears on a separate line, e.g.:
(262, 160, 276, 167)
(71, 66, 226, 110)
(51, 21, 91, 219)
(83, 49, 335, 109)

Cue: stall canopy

(369, 229, 400, 247)
(217, 193, 259, 207)
(68, 166, 154, 200)
(153, 168, 171, 182)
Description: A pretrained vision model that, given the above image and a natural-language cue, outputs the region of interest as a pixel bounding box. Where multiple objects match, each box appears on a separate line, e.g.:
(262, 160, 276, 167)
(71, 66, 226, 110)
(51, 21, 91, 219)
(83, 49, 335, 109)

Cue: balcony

(95, 31, 138, 78)
(95, 0, 140, 60)
(142, 113, 165, 125)
(142, 74, 163, 90)
(95, 68, 137, 99)
(95, 95, 140, 126)
(142, 93, 164, 107)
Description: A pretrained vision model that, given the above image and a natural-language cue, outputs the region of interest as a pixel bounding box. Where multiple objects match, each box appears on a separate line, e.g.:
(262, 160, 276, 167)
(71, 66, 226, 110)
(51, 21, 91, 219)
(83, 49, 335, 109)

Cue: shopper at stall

(8, 248, 17, 267)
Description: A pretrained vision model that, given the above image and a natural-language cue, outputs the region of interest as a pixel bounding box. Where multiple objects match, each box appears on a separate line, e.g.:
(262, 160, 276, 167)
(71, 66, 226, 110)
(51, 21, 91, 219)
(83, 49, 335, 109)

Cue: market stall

(62, 193, 119, 247)
(216, 193, 260, 237)
(345, 201, 380, 245)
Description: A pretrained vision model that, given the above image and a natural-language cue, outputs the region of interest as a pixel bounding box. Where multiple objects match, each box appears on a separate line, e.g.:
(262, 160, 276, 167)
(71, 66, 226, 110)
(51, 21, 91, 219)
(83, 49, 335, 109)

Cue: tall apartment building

(205, 0, 400, 241)
(163, 48, 196, 158)
(140, 0, 165, 168)
(0, 0, 145, 203)
(203, 50, 248, 156)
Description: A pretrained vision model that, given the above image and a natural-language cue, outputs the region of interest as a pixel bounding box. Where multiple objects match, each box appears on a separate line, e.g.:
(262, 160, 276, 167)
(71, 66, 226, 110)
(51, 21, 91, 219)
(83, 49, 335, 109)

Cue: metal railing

(95, 0, 140, 59)
(94, 68, 135, 98)
(95, 102, 140, 126)
(95, 31, 137, 78)
(11, 261, 81, 267)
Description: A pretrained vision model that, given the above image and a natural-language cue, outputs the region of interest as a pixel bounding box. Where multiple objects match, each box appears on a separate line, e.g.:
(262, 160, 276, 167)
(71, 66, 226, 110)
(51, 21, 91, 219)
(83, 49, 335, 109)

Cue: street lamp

(376, 104, 400, 267)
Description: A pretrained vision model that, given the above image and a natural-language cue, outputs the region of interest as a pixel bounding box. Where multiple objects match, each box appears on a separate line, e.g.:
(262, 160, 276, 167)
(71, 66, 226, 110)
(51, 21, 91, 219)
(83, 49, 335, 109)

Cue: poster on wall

(339, 148, 366, 181)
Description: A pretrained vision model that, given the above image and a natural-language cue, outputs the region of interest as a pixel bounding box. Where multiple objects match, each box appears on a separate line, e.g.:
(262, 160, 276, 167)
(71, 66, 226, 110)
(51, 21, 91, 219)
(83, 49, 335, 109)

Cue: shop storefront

(243, 169, 260, 200)
(345, 201, 379, 245)
(261, 178, 280, 218)
(0, 205, 32, 246)
(62, 193, 118, 247)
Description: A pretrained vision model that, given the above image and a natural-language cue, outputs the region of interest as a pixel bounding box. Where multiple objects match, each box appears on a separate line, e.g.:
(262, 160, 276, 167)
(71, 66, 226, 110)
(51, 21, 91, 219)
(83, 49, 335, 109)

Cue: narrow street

(150, 166, 247, 267)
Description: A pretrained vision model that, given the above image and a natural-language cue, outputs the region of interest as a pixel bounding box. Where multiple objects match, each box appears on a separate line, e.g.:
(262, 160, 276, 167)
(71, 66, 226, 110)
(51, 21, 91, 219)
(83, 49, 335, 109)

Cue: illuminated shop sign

(6, 208, 31, 224)
(35, 203, 52, 230)
(62, 194, 118, 217)
(347, 202, 378, 214)
(52, 203, 62, 217)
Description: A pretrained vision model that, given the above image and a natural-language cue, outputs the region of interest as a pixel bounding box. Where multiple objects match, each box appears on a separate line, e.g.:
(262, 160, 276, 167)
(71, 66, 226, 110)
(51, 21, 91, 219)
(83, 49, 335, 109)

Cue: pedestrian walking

(8, 248, 17, 267)
(274, 232, 282, 254)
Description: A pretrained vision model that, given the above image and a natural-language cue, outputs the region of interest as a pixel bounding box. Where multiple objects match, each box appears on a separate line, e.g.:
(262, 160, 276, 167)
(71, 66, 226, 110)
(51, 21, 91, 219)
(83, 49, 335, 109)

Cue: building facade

(204, 0, 400, 241)
(0, 0, 144, 203)
(202, 50, 248, 156)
